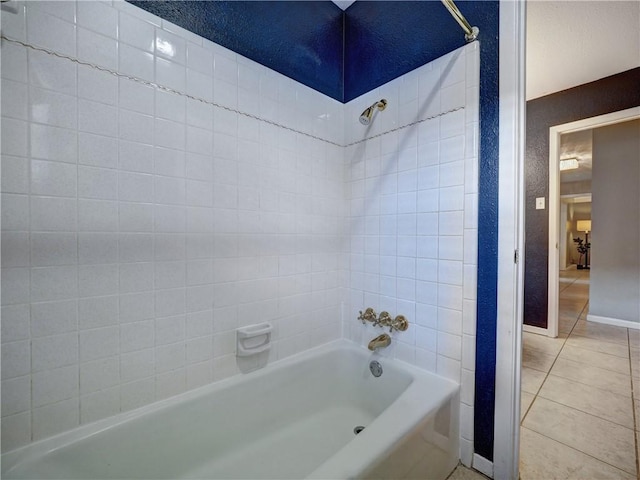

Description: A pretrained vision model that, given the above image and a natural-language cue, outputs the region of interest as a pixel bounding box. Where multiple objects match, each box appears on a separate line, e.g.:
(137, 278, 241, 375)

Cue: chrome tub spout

(368, 333, 391, 351)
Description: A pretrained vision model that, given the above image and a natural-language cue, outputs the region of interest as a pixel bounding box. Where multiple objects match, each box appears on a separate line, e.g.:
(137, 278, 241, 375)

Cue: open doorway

(545, 107, 640, 338)
(519, 108, 640, 479)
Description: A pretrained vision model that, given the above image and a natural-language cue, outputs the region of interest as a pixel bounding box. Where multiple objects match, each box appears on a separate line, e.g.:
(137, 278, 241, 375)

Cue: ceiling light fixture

(559, 157, 579, 171)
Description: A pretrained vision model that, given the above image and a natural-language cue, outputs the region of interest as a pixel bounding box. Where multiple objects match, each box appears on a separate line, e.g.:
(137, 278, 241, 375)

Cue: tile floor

(447, 464, 490, 479)
(520, 269, 640, 479)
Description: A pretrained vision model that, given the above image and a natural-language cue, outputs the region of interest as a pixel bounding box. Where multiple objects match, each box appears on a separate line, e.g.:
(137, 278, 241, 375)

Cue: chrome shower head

(359, 99, 387, 125)
(359, 107, 374, 126)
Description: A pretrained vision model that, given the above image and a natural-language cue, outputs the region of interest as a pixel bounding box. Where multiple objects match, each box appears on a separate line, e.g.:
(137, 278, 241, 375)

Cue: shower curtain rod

(441, 0, 479, 42)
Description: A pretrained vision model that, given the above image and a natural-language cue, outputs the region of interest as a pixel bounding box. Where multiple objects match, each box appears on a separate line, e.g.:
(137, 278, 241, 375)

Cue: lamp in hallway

(577, 219, 591, 269)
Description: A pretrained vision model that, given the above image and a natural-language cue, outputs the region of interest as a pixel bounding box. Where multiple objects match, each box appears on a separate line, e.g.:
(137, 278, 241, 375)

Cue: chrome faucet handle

(390, 315, 409, 332)
(358, 307, 377, 324)
(376, 311, 391, 327)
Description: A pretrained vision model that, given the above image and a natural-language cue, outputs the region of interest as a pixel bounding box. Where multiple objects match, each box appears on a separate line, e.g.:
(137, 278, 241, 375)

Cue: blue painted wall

(344, 1, 469, 101)
(472, 1, 499, 462)
(129, 0, 500, 462)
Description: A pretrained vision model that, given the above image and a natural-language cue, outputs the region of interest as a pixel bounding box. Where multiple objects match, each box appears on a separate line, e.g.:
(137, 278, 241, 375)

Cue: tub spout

(368, 333, 391, 351)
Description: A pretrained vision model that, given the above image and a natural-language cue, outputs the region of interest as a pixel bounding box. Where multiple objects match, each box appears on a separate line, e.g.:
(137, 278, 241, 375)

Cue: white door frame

(491, 1, 526, 479)
(546, 106, 640, 339)
(493, 1, 639, 474)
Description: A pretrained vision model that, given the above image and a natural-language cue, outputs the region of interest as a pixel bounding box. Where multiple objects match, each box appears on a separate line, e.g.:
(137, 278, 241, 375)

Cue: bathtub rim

(2, 338, 459, 477)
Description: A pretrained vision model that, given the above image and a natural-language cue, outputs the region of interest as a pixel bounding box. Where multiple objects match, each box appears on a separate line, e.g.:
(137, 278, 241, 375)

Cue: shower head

(359, 99, 387, 125)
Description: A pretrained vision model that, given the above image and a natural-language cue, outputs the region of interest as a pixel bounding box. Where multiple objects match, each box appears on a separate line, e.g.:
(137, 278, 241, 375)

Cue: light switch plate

(536, 197, 545, 210)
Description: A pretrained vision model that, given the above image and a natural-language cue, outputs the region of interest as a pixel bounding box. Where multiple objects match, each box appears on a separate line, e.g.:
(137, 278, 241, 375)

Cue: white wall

(0, 0, 480, 458)
(1, 0, 345, 451)
(342, 44, 479, 465)
(589, 119, 640, 325)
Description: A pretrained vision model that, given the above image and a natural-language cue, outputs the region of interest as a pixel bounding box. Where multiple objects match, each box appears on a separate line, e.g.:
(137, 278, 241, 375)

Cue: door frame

(546, 106, 640, 338)
(491, 0, 526, 478)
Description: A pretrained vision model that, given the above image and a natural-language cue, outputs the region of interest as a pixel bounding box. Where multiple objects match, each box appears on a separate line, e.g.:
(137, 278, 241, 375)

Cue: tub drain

(353, 426, 365, 435)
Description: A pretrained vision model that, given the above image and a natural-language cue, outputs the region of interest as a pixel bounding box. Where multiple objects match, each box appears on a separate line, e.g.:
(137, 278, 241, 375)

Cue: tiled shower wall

(0, 0, 345, 451)
(0, 0, 479, 461)
(343, 43, 479, 464)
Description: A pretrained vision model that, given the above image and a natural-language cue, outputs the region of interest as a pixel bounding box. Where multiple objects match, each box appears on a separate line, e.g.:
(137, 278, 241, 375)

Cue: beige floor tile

(522, 270, 640, 478)
(558, 311, 580, 321)
(558, 295, 584, 303)
(522, 348, 556, 373)
(562, 288, 584, 295)
(520, 391, 534, 421)
(630, 347, 639, 377)
(571, 320, 629, 346)
(558, 320, 576, 335)
(564, 301, 581, 310)
(550, 357, 633, 398)
(557, 284, 574, 294)
(446, 465, 489, 480)
(559, 344, 631, 375)
(560, 285, 588, 294)
(558, 301, 586, 312)
(578, 302, 590, 316)
(538, 375, 634, 427)
(521, 367, 547, 395)
(519, 427, 635, 480)
(523, 332, 565, 357)
(565, 335, 629, 358)
(558, 307, 584, 317)
(523, 397, 637, 475)
(633, 374, 640, 397)
(559, 309, 585, 319)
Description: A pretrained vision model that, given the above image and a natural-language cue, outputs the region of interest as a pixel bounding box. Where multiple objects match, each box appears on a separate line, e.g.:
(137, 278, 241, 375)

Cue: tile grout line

(558, 267, 580, 294)
(531, 283, 634, 473)
(527, 390, 638, 465)
(534, 386, 636, 430)
(522, 272, 638, 477)
(520, 282, 585, 425)
(541, 368, 634, 398)
(521, 423, 637, 477)
(0, 34, 464, 150)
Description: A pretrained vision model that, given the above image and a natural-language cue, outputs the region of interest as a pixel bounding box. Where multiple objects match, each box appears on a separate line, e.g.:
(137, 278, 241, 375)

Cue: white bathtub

(1, 340, 459, 479)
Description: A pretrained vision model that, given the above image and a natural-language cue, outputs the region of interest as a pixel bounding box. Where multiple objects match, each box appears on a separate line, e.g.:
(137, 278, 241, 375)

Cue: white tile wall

(1, 0, 478, 459)
(343, 43, 479, 466)
(1, 0, 345, 451)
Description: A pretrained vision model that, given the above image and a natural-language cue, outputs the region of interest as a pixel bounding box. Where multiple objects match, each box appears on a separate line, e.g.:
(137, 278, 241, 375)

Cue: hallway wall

(589, 119, 640, 325)
(524, 67, 640, 329)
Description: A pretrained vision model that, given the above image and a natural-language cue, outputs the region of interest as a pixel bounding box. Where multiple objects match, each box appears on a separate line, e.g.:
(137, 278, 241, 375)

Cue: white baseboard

(473, 453, 494, 478)
(587, 314, 640, 330)
(523, 324, 551, 336)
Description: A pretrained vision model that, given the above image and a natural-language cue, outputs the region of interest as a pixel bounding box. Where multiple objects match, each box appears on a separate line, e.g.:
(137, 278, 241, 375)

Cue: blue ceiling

(128, 1, 487, 103)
